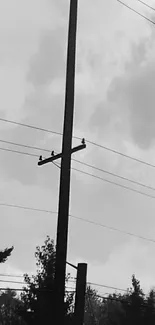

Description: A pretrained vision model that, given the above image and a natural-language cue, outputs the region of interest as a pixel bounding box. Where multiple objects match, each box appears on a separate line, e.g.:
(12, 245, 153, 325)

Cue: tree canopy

(84, 275, 155, 325)
(19, 236, 74, 325)
(1, 239, 155, 325)
(0, 289, 26, 325)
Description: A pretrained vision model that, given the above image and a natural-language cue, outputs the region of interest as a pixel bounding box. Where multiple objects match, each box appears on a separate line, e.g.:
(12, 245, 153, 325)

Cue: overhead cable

(0, 201, 155, 244)
(1, 117, 155, 169)
(116, 0, 155, 25)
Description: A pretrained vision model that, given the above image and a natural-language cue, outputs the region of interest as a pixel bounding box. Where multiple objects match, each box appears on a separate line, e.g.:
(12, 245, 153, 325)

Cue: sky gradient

(0, 0, 155, 295)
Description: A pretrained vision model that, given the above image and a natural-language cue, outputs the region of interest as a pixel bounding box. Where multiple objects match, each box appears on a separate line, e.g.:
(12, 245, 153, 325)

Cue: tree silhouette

(0, 289, 26, 324)
(0, 246, 14, 264)
(84, 275, 155, 325)
(20, 236, 74, 325)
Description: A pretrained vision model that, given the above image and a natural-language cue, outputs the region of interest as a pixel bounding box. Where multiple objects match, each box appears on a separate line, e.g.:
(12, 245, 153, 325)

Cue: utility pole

(74, 263, 87, 325)
(38, 0, 86, 324)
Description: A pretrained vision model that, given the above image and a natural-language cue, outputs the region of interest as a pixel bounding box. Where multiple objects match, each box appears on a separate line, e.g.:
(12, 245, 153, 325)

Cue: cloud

(0, 178, 59, 271)
(108, 42, 155, 149)
(73, 238, 155, 295)
(27, 29, 66, 87)
(1, 0, 155, 285)
(0, 0, 152, 187)
(109, 239, 155, 293)
(0, 20, 67, 185)
(90, 31, 155, 150)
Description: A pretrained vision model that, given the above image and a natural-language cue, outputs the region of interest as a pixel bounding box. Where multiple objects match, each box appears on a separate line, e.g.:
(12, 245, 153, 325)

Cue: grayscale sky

(0, 0, 155, 295)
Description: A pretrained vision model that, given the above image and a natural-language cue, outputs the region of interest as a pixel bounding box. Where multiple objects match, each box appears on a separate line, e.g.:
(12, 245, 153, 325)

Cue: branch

(0, 246, 14, 263)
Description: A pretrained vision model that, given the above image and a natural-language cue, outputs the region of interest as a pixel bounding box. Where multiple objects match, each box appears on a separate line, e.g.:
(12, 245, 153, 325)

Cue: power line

(1, 138, 155, 192)
(0, 277, 75, 288)
(0, 273, 74, 280)
(87, 282, 127, 293)
(2, 142, 155, 198)
(0, 147, 39, 158)
(0, 279, 75, 288)
(73, 158, 155, 192)
(0, 277, 75, 294)
(0, 279, 26, 285)
(0, 202, 57, 214)
(136, 0, 155, 11)
(1, 275, 123, 296)
(55, 159, 155, 200)
(1, 117, 155, 169)
(0, 286, 75, 293)
(0, 276, 145, 295)
(71, 213, 155, 243)
(0, 139, 50, 153)
(116, 0, 155, 25)
(70, 279, 127, 293)
(1, 201, 155, 244)
(52, 160, 155, 201)
(54, 140, 155, 170)
(85, 140, 155, 169)
(0, 117, 62, 137)
(0, 273, 24, 278)
(58, 159, 155, 197)
(70, 165, 155, 200)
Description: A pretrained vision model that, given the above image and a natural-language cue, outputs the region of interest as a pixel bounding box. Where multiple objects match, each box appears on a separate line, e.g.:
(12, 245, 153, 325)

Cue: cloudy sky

(1, 0, 155, 295)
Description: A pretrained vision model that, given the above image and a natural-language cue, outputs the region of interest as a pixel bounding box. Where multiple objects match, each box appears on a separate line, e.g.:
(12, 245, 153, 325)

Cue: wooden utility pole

(74, 263, 87, 325)
(38, 0, 86, 324)
(53, 3, 79, 320)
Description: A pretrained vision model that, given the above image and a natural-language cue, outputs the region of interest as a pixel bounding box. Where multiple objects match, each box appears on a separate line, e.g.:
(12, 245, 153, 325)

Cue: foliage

(0, 247, 14, 264)
(84, 286, 103, 325)
(1, 240, 155, 325)
(84, 275, 155, 325)
(20, 236, 74, 325)
(0, 289, 26, 325)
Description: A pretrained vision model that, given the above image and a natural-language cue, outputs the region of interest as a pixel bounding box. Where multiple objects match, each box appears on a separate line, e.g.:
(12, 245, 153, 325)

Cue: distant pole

(54, 0, 78, 324)
(74, 263, 87, 325)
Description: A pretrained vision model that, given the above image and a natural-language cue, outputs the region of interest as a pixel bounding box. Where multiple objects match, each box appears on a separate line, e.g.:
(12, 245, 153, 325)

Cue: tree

(0, 289, 26, 325)
(123, 275, 145, 325)
(96, 275, 146, 325)
(99, 295, 125, 325)
(0, 247, 14, 264)
(20, 236, 74, 325)
(84, 286, 103, 325)
(144, 290, 155, 324)
(84, 275, 155, 325)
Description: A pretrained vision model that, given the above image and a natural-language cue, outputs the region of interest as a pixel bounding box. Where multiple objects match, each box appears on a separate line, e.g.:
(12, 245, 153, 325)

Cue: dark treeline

(0, 237, 155, 325)
(84, 277, 155, 325)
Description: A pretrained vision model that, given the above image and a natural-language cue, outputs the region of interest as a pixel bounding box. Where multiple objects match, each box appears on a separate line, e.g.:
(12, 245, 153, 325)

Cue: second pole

(74, 263, 87, 325)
